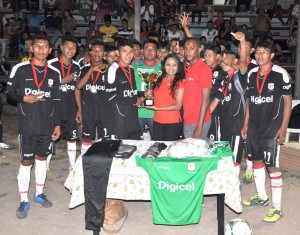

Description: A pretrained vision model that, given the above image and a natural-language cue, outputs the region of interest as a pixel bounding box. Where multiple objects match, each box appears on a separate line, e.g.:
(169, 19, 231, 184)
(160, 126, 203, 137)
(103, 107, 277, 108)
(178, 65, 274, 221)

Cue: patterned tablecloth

(64, 140, 242, 213)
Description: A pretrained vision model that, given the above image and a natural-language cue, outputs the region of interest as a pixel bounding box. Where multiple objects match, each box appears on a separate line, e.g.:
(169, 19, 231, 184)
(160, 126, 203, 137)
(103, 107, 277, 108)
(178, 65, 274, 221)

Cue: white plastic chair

(285, 100, 300, 142)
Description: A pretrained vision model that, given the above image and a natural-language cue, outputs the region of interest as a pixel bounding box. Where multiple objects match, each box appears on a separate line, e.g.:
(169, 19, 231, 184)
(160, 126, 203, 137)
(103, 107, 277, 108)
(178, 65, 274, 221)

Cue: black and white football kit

(105, 62, 141, 140)
(80, 63, 107, 139)
(208, 64, 228, 141)
(215, 70, 247, 163)
(6, 60, 61, 159)
(245, 64, 292, 167)
(48, 58, 81, 141)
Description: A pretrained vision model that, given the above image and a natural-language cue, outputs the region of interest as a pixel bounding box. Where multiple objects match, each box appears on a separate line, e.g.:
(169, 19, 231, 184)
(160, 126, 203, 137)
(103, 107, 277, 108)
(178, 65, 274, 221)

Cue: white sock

(35, 159, 47, 196)
(81, 141, 92, 155)
(253, 163, 268, 200)
(233, 162, 240, 177)
(68, 141, 77, 168)
(46, 154, 52, 171)
(245, 157, 253, 171)
(17, 164, 32, 202)
(270, 172, 283, 210)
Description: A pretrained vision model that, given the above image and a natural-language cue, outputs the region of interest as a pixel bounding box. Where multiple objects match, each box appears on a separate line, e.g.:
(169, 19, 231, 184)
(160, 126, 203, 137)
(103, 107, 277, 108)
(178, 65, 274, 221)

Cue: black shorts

(19, 134, 54, 160)
(221, 135, 244, 164)
(246, 137, 280, 167)
(207, 115, 220, 141)
(61, 119, 80, 141)
(82, 119, 106, 140)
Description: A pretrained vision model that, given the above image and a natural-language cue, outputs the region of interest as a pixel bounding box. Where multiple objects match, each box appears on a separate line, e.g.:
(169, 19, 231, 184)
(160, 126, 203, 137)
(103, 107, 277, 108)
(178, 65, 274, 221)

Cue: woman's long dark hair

(154, 53, 185, 98)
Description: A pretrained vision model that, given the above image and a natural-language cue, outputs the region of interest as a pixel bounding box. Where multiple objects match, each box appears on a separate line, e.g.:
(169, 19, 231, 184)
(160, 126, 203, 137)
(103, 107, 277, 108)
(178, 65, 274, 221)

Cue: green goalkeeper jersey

(136, 156, 219, 225)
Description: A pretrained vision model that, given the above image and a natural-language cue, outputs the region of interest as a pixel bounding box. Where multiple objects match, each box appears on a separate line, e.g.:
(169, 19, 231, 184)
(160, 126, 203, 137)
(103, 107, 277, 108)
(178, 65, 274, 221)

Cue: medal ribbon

(91, 62, 103, 85)
(256, 63, 273, 95)
(59, 56, 72, 78)
(118, 61, 133, 90)
(222, 70, 235, 97)
(31, 59, 48, 89)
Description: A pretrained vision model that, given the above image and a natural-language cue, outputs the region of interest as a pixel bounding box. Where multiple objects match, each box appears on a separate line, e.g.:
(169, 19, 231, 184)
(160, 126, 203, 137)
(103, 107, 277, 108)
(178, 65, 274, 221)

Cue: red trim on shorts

(234, 162, 240, 166)
(253, 163, 265, 169)
(67, 141, 76, 144)
(36, 184, 45, 186)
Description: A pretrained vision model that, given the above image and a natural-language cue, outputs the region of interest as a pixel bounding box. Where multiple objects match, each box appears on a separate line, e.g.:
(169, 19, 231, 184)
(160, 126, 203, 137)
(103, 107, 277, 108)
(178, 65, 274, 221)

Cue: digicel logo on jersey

(25, 88, 50, 97)
(158, 181, 195, 193)
(250, 95, 273, 104)
(85, 84, 105, 91)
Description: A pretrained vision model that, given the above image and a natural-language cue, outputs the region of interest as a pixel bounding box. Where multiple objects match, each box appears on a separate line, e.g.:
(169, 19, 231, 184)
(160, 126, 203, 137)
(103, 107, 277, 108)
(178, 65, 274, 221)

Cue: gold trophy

(138, 72, 158, 106)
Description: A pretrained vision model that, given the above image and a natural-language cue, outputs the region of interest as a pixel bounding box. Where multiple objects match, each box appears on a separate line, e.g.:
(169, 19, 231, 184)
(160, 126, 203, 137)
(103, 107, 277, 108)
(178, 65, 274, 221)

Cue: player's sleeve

(6, 65, 25, 103)
(215, 84, 224, 101)
(280, 68, 292, 96)
(105, 62, 119, 103)
(53, 72, 62, 126)
(202, 65, 213, 89)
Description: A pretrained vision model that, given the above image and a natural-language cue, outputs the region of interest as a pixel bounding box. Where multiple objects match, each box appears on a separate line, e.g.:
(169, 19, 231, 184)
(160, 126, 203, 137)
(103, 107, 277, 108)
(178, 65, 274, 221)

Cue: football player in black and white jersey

(241, 40, 292, 223)
(6, 34, 61, 219)
(205, 44, 227, 142)
(77, 40, 108, 154)
(48, 35, 81, 171)
(210, 32, 248, 177)
(105, 38, 142, 139)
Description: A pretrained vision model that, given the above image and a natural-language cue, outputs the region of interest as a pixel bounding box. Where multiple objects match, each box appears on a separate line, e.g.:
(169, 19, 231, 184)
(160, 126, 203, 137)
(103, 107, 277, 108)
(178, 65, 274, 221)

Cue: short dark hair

(121, 18, 128, 23)
(104, 14, 112, 22)
(105, 44, 117, 53)
(222, 50, 237, 58)
(90, 39, 105, 50)
(32, 34, 51, 47)
(143, 38, 159, 50)
(61, 35, 78, 46)
(185, 37, 200, 47)
(205, 44, 222, 55)
(117, 38, 134, 50)
(132, 39, 142, 49)
(256, 40, 275, 53)
(158, 41, 168, 50)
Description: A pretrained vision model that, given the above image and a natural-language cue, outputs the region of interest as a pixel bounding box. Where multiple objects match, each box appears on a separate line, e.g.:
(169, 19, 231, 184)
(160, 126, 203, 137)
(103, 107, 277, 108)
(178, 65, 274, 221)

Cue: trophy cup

(138, 72, 158, 106)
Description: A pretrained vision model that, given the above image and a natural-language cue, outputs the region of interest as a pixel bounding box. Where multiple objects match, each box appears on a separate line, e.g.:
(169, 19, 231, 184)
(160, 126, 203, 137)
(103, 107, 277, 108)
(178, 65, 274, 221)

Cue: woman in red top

(147, 53, 185, 141)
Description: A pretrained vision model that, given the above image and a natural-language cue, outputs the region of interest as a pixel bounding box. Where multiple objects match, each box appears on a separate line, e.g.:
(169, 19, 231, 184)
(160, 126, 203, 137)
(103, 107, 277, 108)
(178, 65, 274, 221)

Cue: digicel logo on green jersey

(158, 181, 195, 193)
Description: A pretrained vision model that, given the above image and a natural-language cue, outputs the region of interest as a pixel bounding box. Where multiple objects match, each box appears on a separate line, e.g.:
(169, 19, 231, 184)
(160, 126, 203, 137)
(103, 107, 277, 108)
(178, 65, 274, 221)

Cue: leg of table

(217, 193, 225, 235)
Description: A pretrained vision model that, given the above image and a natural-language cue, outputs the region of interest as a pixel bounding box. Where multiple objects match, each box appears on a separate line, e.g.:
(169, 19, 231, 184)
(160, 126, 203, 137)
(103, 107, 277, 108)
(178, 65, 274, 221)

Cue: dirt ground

(0, 109, 300, 235)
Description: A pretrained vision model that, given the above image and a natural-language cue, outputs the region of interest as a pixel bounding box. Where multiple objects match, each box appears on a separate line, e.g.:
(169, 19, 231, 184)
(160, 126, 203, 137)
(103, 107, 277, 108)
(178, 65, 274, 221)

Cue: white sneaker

(0, 142, 14, 149)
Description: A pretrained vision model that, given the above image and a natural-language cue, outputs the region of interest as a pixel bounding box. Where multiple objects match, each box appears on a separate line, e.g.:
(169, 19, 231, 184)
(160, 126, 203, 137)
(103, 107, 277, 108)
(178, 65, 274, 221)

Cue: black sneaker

(16, 202, 30, 219)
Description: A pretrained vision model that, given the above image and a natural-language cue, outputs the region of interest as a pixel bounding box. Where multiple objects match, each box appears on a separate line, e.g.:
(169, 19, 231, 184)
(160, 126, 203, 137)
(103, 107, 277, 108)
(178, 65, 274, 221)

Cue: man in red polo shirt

(183, 37, 212, 138)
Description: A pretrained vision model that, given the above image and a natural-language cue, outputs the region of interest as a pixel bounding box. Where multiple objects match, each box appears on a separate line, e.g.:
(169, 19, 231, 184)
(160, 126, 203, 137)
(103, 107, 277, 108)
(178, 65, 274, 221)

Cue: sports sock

(253, 163, 268, 200)
(35, 159, 47, 196)
(270, 172, 283, 210)
(245, 156, 253, 171)
(233, 162, 240, 177)
(17, 164, 32, 202)
(67, 141, 77, 169)
(46, 154, 52, 171)
(81, 141, 92, 155)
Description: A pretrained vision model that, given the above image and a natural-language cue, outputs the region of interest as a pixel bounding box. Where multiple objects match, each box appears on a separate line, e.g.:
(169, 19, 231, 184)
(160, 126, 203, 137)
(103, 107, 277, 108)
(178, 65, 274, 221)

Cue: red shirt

(153, 78, 184, 124)
(183, 58, 212, 125)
